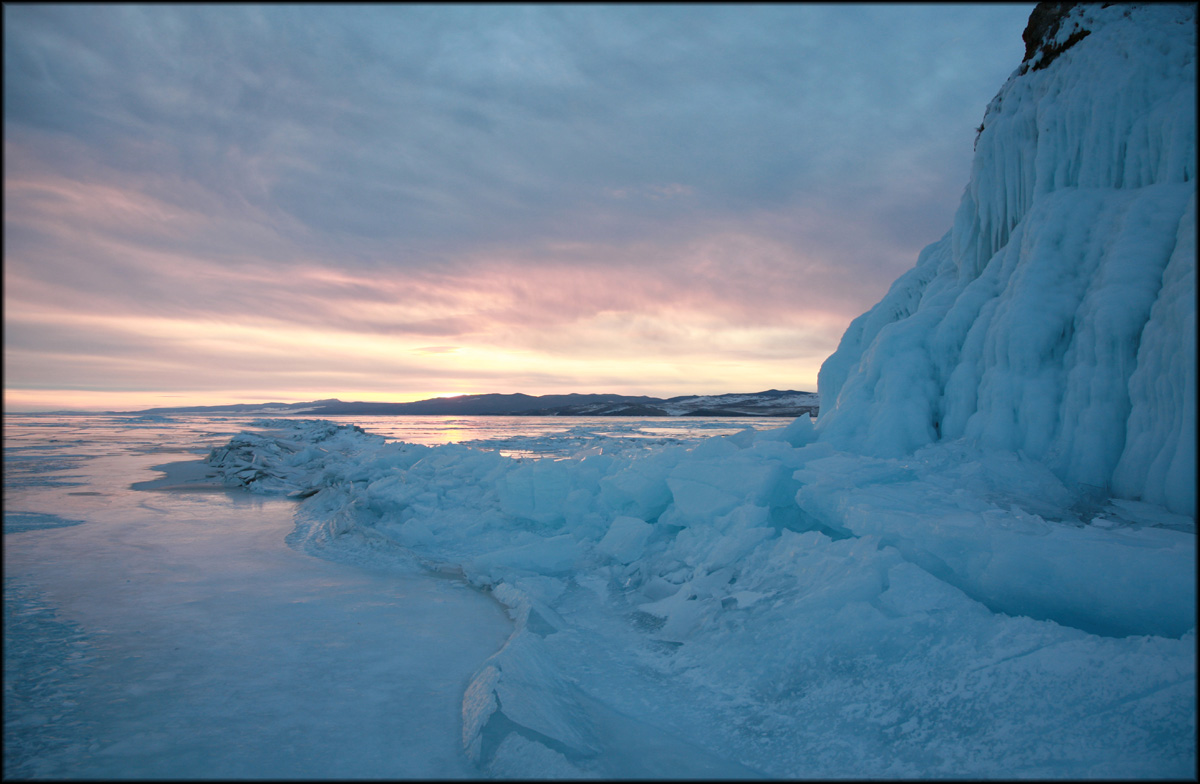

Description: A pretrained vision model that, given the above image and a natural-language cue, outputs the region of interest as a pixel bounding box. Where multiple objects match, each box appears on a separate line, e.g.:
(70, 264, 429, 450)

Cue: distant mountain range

(129, 390, 819, 418)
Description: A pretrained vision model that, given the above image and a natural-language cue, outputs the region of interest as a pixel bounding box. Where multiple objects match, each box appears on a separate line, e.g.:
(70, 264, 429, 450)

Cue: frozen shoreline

(205, 417, 1195, 778)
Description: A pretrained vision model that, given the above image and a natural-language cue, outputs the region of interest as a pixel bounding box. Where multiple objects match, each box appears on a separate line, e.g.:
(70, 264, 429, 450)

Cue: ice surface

(3, 416, 513, 779)
(3, 511, 86, 534)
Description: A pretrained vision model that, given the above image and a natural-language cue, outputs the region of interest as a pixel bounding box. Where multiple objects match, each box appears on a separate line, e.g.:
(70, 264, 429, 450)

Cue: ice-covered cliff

(816, 3, 1196, 516)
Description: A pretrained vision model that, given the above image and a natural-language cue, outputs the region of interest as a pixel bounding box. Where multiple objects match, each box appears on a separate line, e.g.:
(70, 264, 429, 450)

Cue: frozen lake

(5, 412, 1194, 778)
(3, 413, 779, 779)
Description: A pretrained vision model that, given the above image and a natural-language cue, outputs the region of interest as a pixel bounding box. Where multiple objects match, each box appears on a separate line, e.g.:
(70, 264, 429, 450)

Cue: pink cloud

(5, 158, 918, 408)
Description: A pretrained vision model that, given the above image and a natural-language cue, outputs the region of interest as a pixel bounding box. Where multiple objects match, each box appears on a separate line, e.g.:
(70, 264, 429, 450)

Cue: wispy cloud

(3, 4, 1035, 410)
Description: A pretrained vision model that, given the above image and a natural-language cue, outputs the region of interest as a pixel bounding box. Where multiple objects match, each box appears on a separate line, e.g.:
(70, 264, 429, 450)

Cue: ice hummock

(206, 416, 1195, 776)
(205, 5, 1195, 778)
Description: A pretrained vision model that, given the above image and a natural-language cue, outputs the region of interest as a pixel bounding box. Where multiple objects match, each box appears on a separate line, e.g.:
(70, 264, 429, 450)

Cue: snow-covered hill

(529, 390, 819, 417)
(130, 390, 820, 418)
(817, 2, 1196, 516)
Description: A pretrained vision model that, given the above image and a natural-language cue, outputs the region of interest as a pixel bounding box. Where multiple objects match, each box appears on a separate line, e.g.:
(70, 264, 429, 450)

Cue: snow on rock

(204, 5, 1195, 778)
(817, 3, 1196, 517)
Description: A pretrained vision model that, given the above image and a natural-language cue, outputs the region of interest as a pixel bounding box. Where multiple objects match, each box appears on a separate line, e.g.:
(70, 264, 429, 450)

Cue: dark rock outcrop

(1020, 2, 1094, 74)
(1022, 2, 1078, 61)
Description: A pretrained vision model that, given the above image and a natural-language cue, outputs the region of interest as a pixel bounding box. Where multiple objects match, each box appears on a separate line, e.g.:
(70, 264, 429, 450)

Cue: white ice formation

(207, 5, 1195, 779)
(817, 2, 1196, 517)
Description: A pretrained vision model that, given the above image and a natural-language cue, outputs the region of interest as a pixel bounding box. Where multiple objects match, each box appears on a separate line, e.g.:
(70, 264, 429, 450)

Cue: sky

(4, 3, 1035, 412)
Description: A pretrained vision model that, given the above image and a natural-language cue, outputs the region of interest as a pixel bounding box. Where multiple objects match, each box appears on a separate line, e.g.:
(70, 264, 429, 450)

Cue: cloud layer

(3, 4, 1034, 410)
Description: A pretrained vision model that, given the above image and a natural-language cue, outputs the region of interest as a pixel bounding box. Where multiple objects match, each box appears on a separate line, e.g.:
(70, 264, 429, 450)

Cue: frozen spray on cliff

(817, 2, 1196, 516)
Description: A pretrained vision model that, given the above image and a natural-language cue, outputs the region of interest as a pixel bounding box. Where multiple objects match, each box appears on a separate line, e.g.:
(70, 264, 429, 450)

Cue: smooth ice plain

(4, 415, 515, 779)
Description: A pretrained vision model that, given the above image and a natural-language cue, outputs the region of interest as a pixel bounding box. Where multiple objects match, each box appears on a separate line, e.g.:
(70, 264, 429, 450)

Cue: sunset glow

(3, 4, 1034, 412)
